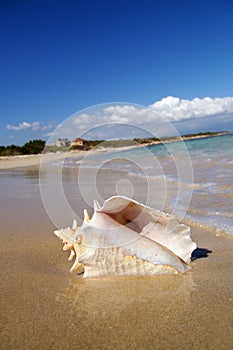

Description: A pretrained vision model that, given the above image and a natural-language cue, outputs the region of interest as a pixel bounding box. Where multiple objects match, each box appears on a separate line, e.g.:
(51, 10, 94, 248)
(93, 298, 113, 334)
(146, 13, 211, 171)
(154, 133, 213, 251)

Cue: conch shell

(54, 196, 197, 278)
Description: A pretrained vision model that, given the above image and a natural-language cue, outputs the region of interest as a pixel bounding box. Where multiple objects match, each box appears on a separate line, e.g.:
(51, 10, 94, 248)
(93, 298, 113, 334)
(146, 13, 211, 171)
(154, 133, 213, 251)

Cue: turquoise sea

(58, 134, 233, 236)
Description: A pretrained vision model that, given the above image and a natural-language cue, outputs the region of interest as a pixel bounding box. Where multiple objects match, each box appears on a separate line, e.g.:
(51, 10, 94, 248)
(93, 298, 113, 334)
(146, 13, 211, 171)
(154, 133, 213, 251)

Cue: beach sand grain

(0, 159, 232, 349)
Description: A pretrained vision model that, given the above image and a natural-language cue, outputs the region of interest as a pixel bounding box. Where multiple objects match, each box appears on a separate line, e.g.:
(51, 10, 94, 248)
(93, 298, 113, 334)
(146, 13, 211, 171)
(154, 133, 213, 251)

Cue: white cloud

(71, 96, 233, 130)
(6, 121, 54, 132)
(67, 96, 233, 139)
(71, 105, 156, 132)
(148, 96, 233, 121)
(6, 121, 31, 131)
(13, 96, 233, 144)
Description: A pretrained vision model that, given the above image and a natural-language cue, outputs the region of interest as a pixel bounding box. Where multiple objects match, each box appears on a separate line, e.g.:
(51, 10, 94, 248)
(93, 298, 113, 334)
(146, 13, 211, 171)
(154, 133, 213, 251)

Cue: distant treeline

(0, 139, 45, 156)
(134, 132, 226, 144)
(0, 132, 227, 156)
(181, 131, 222, 138)
(90, 139, 137, 148)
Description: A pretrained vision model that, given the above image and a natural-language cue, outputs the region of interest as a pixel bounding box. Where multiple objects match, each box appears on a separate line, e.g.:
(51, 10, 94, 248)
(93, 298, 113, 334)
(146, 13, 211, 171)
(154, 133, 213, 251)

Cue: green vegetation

(44, 145, 70, 153)
(134, 132, 227, 144)
(95, 139, 137, 148)
(69, 145, 90, 151)
(88, 140, 104, 147)
(0, 139, 45, 156)
(69, 139, 137, 151)
(133, 137, 160, 144)
(181, 131, 223, 138)
(0, 132, 228, 156)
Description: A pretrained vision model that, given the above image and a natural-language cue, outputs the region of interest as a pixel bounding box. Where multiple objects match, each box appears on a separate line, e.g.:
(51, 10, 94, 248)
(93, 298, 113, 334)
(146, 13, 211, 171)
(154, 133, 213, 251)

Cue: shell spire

(93, 200, 101, 211)
(72, 219, 78, 230)
(83, 209, 91, 224)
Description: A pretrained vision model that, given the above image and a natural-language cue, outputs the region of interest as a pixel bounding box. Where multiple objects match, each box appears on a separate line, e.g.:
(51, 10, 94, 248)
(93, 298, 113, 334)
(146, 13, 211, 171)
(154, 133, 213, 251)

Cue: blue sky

(1, 0, 233, 145)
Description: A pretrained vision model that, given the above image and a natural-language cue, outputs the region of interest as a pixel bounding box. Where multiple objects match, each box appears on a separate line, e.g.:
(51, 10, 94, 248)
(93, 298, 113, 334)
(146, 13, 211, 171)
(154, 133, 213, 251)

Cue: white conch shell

(54, 196, 197, 278)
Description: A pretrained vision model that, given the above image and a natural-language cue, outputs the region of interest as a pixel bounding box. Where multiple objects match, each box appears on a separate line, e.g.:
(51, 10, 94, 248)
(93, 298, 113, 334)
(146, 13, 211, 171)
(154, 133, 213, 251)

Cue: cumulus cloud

(6, 121, 54, 132)
(6, 96, 233, 140)
(67, 96, 233, 139)
(71, 96, 233, 128)
(71, 105, 156, 132)
(149, 96, 233, 121)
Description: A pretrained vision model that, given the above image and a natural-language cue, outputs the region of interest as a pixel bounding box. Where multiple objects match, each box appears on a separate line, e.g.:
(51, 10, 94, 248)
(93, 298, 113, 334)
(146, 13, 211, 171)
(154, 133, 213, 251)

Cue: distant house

(70, 138, 90, 150)
(54, 138, 71, 147)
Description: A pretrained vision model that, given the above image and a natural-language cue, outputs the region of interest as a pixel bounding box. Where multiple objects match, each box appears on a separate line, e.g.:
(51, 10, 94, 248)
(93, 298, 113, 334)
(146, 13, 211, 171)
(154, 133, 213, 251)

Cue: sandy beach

(0, 157, 233, 349)
(0, 151, 86, 170)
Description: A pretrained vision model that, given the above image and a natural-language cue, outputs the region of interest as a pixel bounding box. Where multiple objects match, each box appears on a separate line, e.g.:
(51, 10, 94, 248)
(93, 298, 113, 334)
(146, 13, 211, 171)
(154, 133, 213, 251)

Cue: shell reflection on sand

(55, 273, 195, 329)
(54, 196, 197, 277)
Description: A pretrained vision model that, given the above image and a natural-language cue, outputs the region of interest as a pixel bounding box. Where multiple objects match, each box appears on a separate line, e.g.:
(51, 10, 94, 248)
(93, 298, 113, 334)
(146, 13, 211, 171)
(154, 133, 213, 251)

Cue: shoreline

(0, 132, 228, 170)
(0, 151, 85, 170)
(132, 131, 229, 148)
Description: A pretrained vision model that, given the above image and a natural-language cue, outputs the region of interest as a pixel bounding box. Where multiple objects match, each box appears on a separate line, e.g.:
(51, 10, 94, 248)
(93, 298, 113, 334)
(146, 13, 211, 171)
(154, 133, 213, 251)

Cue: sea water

(180, 134, 233, 235)
(59, 134, 233, 236)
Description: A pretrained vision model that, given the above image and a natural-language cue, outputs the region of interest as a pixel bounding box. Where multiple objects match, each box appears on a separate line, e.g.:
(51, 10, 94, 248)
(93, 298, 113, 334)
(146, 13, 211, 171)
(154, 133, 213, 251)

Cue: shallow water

(176, 135, 233, 234)
(50, 134, 233, 235)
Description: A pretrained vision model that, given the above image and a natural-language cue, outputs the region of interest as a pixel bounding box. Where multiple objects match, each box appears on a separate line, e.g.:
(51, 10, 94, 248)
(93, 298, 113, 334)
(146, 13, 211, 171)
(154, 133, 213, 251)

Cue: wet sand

(0, 151, 85, 170)
(0, 163, 233, 349)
